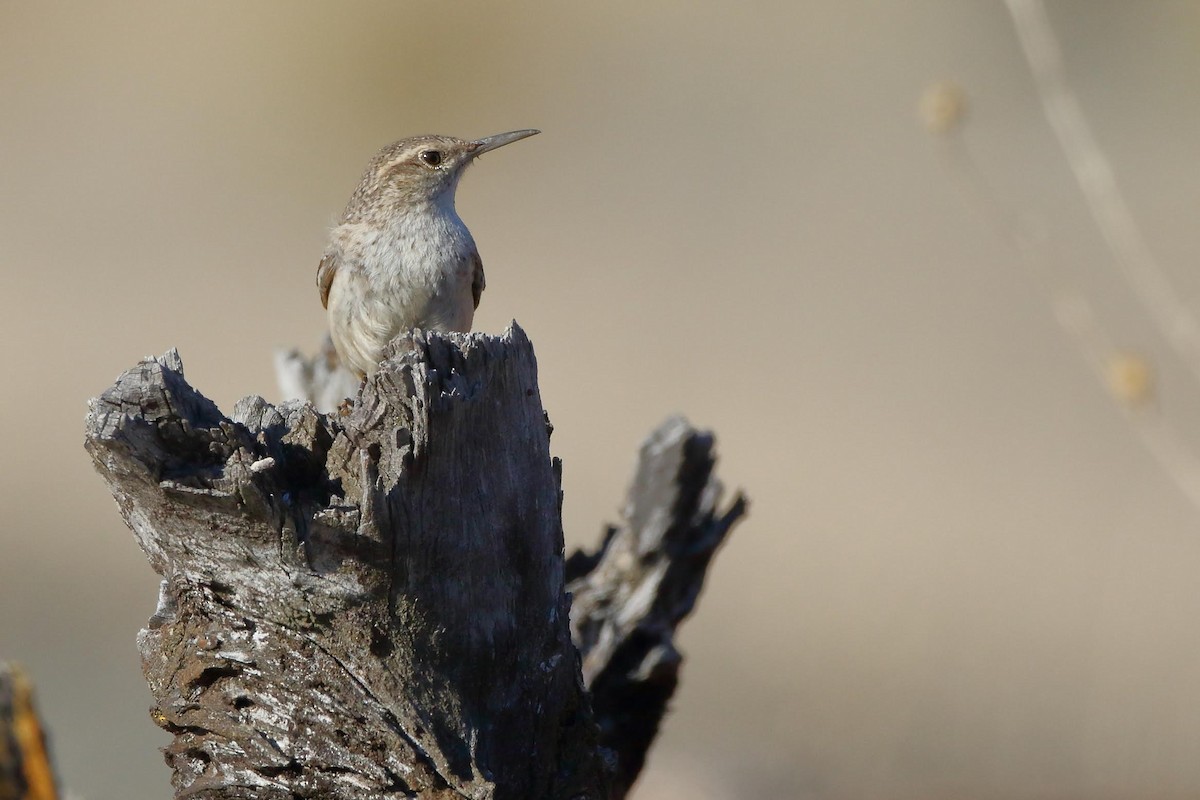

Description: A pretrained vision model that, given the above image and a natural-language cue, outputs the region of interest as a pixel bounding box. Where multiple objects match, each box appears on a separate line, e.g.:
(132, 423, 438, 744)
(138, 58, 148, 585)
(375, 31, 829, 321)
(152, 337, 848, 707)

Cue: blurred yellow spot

(1105, 351, 1154, 408)
(3, 663, 58, 800)
(919, 81, 968, 134)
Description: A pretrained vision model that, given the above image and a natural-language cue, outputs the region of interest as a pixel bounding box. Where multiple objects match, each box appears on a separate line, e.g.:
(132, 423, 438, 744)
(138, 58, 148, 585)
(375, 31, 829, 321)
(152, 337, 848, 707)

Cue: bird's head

(349, 129, 540, 215)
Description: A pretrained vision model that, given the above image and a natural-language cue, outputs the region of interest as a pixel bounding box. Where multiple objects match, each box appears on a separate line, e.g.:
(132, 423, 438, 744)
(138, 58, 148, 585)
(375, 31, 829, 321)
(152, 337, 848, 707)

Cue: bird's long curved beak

(469, 129, 540, 157)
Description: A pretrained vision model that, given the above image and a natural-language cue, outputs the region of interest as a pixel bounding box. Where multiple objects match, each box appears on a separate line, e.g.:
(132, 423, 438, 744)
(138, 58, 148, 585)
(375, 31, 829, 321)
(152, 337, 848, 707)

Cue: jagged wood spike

(566, 418, 746, 796)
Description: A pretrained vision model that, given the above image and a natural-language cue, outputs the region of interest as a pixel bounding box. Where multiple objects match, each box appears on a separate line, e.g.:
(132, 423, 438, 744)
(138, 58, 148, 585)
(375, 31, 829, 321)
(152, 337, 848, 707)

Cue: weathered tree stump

(84, 324, 744, 799)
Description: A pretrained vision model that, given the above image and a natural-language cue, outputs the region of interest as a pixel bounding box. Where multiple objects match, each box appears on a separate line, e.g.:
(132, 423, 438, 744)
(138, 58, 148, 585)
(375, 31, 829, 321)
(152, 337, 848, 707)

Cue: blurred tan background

(3, 1, 1200, 797)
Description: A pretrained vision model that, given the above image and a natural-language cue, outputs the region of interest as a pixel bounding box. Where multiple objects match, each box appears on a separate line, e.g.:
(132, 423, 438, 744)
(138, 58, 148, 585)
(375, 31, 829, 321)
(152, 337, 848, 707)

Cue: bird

(317, 129, 540, 377)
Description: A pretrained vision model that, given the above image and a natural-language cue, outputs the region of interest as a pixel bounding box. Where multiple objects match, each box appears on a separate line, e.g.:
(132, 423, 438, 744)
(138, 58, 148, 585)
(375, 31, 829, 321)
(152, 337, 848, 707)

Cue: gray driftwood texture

(84, 324, 744, 799)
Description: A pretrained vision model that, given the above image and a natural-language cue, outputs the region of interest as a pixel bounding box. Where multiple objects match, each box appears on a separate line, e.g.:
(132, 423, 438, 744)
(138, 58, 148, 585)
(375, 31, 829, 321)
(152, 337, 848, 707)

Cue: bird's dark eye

(419, 150, 443, 167)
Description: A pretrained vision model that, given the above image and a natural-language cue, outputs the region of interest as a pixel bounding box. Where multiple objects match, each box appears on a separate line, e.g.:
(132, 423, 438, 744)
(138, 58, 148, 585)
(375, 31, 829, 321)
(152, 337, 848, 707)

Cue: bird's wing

(317, 253, 338, 309)
(471, 252, 485, 310)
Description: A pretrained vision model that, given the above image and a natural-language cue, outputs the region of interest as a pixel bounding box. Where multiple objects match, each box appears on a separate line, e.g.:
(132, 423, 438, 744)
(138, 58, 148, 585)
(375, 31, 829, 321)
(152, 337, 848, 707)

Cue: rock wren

(317, 129, 540, 377)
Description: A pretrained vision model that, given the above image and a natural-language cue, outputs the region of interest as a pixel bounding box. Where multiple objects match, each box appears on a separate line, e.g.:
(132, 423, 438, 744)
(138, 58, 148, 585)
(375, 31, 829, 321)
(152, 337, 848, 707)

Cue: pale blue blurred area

(2, 2, 1200, 797)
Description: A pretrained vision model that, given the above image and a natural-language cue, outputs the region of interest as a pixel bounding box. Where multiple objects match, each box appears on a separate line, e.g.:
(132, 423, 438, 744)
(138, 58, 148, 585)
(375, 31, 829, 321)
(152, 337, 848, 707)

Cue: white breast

(325, 195, 479, 376)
